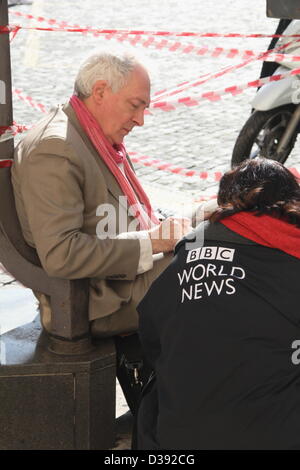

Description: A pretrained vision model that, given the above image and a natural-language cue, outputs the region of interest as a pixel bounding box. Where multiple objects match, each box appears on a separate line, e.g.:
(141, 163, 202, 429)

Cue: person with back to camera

(136, 157, 300, 449)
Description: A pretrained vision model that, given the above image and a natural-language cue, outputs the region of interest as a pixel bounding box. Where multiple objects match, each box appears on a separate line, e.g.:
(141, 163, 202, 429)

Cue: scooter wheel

(231, 104, 297, 168)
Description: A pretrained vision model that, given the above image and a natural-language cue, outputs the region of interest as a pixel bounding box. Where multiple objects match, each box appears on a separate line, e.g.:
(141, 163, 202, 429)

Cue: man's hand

(148, 217, 193, 254)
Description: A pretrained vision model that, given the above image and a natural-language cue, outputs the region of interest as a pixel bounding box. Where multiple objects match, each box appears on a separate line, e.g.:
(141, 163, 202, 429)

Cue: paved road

(8, 0, 300, 205)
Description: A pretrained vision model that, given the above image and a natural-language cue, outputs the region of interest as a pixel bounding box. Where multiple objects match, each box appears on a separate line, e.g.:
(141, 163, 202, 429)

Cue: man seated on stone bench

(11, 47, 193, 412)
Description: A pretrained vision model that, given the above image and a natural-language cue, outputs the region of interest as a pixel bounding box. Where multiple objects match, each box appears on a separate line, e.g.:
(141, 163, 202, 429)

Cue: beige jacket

(12, 103, 151, 334)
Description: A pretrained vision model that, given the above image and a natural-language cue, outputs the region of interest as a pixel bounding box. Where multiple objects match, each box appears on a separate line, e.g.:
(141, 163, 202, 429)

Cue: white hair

(74, 49, 141, 97)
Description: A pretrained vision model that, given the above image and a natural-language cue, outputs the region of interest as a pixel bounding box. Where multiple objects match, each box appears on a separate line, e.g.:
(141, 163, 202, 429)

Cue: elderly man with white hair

(11, 49, 192, 412)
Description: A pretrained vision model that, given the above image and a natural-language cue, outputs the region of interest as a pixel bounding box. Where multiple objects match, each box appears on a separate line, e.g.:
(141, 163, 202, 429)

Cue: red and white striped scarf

(70, 94, 159, 230)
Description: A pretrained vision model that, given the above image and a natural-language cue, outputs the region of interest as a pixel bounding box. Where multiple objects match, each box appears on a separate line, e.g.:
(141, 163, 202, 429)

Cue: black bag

(132, 371, 160, 450)
(114, 333, 152, 416)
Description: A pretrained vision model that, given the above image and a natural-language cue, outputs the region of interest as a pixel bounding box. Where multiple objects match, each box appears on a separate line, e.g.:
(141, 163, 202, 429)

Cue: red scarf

(221, 212, 300, 259)
(70, 95, 159, 230)
(0, 160, 12, 168)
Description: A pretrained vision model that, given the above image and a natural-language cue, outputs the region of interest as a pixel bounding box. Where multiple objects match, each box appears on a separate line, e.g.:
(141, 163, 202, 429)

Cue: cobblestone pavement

(1, 0, 300, 446)
(8, 0, 300, 209)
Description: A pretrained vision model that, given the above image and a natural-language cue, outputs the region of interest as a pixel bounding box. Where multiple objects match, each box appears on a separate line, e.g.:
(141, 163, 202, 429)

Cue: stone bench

(0, 162, 117, 449)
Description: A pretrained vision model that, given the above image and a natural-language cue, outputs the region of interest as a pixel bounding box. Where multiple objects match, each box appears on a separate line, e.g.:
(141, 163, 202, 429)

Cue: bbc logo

(186, 246, 235, 263)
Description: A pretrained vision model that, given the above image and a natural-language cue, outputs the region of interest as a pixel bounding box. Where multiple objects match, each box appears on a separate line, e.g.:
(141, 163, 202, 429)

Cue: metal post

(0, 0, 14, 159)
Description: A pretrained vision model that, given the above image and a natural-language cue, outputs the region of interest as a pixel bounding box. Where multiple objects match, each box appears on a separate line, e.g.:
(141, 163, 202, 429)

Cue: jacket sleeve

(18, 138, 140, 280)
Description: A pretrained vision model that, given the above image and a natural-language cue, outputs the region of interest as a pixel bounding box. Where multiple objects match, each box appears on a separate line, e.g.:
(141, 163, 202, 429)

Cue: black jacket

(137, 221, 300, 450)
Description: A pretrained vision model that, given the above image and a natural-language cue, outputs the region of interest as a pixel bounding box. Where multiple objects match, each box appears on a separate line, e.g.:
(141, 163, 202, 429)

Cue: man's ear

(92, 80, 109, 104)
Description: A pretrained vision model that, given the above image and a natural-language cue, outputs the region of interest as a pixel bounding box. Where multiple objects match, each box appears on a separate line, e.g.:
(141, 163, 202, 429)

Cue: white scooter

(232, 20, 300, 167)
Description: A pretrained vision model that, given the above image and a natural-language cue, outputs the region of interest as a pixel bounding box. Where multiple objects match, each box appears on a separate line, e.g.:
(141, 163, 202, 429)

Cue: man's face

(94, 65, 151, 145)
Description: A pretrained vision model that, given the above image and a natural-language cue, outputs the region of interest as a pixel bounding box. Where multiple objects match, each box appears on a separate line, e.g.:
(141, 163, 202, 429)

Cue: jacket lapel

(62, 102, 129, 212)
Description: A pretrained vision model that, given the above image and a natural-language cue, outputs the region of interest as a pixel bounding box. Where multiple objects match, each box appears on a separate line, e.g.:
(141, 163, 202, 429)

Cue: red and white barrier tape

(265, 52, 300, 63)
(9, 10, 70, 27)
(153, 61, 257, 103)
(151, 39, 299, 104)
(12, 87, 47, 113)
(0, 122, 28, 143)
(7, 63, 300, 121)
(155, 35, 299, 102)
(152, 53, 270, 103)
(10, 52, 266, 116)
(9, 9, 297, 111)
(1, 127, 299, 183)
(10, 26, 20, 42)
(0, 89, 47, 142)
(11, 52, 293, 116)
(129, 152, 300, 182)
(129, 152, 223, 181)
(5, 22, 300, 39)
(0, 23, 21, 42)
(8, 11, 300, 68)
(5, 55, 269, 120)
(9, 10, 104, 33)
(6, 65, 300, 130)
(150, 66, 300, 111)
(106, 33, 300, 63)
(0, 25, 20, 34)
(9, 10, 296, 61)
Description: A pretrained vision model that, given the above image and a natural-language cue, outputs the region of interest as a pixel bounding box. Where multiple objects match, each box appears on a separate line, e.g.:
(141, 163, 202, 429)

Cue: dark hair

(211, 158, 300, 227)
